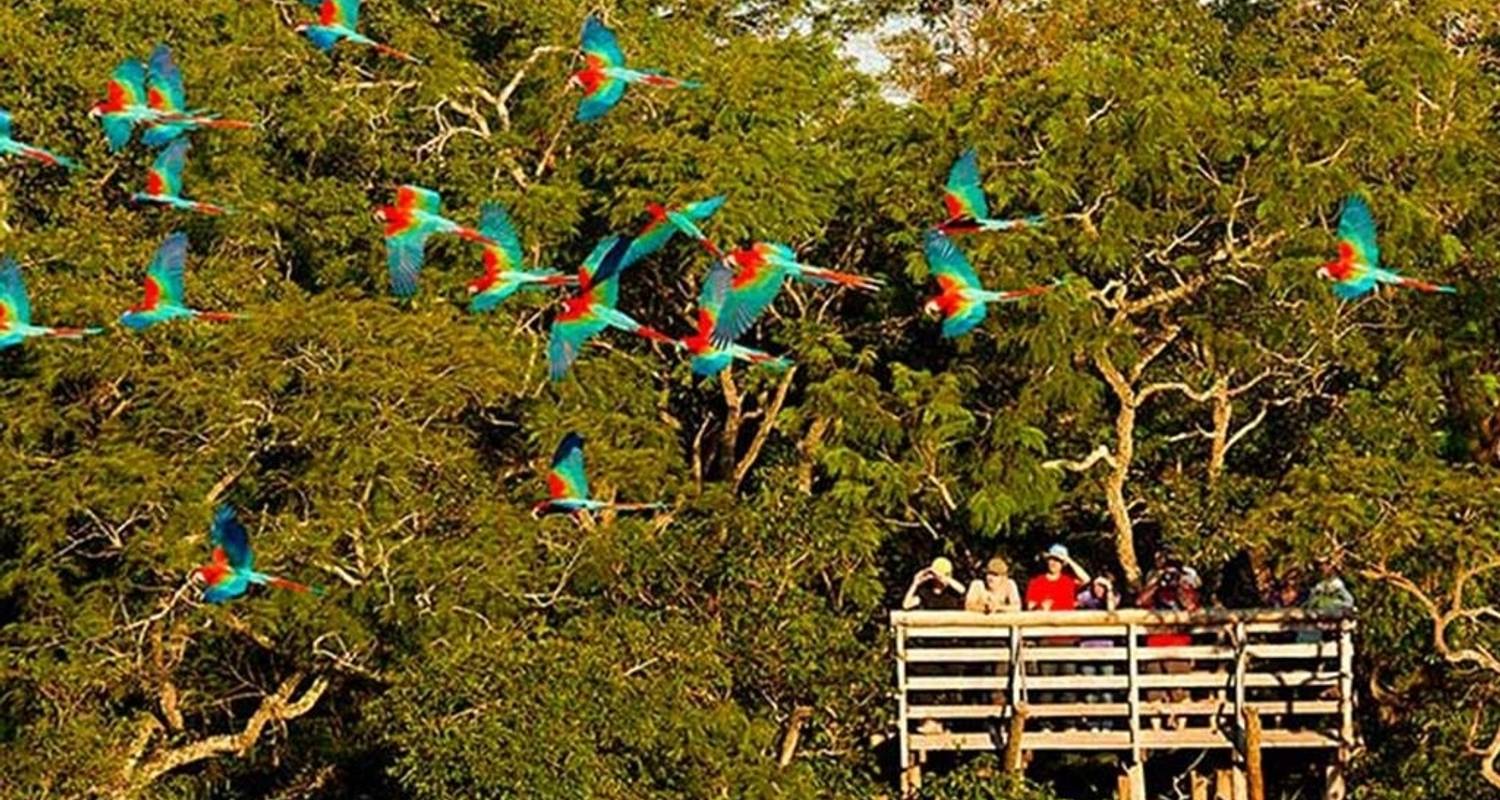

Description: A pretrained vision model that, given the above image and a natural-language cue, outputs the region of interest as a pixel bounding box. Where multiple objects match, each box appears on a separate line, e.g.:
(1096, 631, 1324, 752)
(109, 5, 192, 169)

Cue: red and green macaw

(548, 235, 672, 381)
(141, 44, 255, 148)
(0, 257, 102, 349)
(296, 0, 420, 63)
(662, 257, 791, 377)
(120, 233, 242, 330)
(922, 230, 1059, 338)
(705, 241, 883, 346)
(132, 139, 227, 215)
(377, 185, 495, 298)
(194, 505, 317, 604)
(570, 15, 701, 122)
(619, 195, 726, 270)
(0, 109, 78, 170)
(938, 148, 1044, 235)
(1317, 195, 1456, 300)
(90, 58, 185, 152)
(467, 202, 575, 312)
(531, 432, 666, 517)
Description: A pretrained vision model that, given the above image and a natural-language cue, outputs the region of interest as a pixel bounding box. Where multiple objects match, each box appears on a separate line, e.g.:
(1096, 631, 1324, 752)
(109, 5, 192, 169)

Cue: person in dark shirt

(902, 557, 967, 610)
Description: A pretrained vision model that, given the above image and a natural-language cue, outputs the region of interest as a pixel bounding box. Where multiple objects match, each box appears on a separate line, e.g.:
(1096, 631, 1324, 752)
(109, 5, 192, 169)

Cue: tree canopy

(2, 0, 1498, 797)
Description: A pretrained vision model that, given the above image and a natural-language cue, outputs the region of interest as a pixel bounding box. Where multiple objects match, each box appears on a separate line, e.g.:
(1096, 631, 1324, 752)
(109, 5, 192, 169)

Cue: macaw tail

(46, 327, 104, 339)
(191, 201, 227, 216)
(609, 502, 667, 513)
(20, 146, 78, 170)
(267, 577, 320, 595)
(199, 118, 254, 130)
(996, 283, 1055, 302)
(748, 353, 793, 371)
(1397, 276, 1457, 294)
(641, 74, 699, 90)
(373, 42, 422, 64)
(195, 311, 242, 323)
(455, 227, 498, 247)
(800, 266, 884, 292)
(542, 274, 579, 287)
(635, 325, 676, 344)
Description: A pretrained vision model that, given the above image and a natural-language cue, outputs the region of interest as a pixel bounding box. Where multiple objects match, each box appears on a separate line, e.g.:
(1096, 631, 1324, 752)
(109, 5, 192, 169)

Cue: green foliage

(1, 0, 1499, 797)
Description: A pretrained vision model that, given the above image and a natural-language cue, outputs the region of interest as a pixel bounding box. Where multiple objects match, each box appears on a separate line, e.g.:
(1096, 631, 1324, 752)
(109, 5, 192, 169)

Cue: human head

(930, 557, 953, 582)
(984, 557, 1009, 585)
(1042, 544, 1069, 576)
(1090, 574, 1113, 599)
(1316, 556, 1336, 578)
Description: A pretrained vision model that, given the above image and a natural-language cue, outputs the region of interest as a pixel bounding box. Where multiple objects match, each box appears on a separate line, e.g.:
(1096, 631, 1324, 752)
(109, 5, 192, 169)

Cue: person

(966, 556, 1021, 613)
(902, 557, 967, 610)
(1075, 574, 1121, 729)
(1137, 552, 1201, 729)
(1024, 544, 1091, 718)
(1301, 557, 1355, 645)
(1145, 548, 1201, 595)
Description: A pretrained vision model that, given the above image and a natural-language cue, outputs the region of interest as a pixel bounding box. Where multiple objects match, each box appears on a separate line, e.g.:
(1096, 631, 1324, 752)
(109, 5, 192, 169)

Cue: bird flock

(0, 2, 1460, 604)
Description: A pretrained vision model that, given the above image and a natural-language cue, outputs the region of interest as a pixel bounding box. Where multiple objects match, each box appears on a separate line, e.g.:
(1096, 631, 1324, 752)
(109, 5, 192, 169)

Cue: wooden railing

(891, 609, 1356, 799)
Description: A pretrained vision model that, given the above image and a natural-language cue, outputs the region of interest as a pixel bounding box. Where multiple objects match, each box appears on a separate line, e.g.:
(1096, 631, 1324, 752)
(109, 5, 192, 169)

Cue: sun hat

(1043, 543, 1070, 561)
(985, 557, 1009, 576)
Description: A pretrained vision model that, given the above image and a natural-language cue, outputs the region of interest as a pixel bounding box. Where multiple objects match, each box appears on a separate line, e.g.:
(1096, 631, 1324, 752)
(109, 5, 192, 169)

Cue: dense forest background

(2, 0, 1498, 797)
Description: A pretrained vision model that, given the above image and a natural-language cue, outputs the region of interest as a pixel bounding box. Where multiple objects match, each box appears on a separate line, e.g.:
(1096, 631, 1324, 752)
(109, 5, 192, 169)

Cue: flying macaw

(120, 233, 242, 330)
(0, 257, 102, 349)
(467, 202, 575, 313)
(377, 185, 496, 298)
(531, 432, 666, 517)
(132, 139, 227, 215)
(0, 110, 78, 170)
(570, 15, 701, 122)
(295, 0, 420, 63)
(548, 235, 672, 381)
(90, 58, 185, 152)
(662, 257, 791, 377)
(1317, 195, 1457, 300)
(937, 148, 1044, 235)
(140, 45, 255, 148)
(618, 195, 727, 270)
(193, 505, 317, 604)
(703, 241, 884, 346)
(921, 229, 1060, 338)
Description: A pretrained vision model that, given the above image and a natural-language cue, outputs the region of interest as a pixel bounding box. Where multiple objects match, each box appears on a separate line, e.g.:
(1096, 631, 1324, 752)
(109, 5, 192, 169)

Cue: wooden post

(1191, 770, 1209, 800)
(1114, 761, 1145, 800)
(1003, 707, 1028, 774)
(1245, 710, 1265, 800)
(1126, 622, 1142, 763)
(1323, 759, 1347, 800)
(896, 619, 919, 798)
(1215, 767, 1234, 800)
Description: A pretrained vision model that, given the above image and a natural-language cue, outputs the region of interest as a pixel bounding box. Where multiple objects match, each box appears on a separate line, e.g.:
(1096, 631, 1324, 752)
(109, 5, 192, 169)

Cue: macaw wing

(210, 505, 254, 571)
(576, 77, 627, 123)
(923, 230, 982, 290)
(203, 573, 251, 604)
(0, 110, 11, 140)
(146, 233, 189, 307)
(712, 257, 786, 344)
(548, 312, 610, 381)
(941, 297, 989, 338)
(395, 184, 442, 215)
(100, 116, 135, 152)
(0, 257, 31, 326)
(334, 0, 360, 28)
(1337, 195, 1380, 269)
(547, 432, 590, 501)
(109, 59, 149, 107)
(148, 138, 189, 197)
(1332, 269, 1378, 300)
(697, 257, 734, 319)
(386, 227, 432, 298)
(682, 194, 727, 222)
(944, 148, 989, 220)
(146, 44, 187, 113)
(582, 235, 632, 288)
(580, 15, 625, 68)
(478, 202, 525, 272)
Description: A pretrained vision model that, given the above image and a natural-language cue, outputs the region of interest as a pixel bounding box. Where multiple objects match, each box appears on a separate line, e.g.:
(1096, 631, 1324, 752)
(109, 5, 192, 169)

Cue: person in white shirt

(966, 556, 1022, 613)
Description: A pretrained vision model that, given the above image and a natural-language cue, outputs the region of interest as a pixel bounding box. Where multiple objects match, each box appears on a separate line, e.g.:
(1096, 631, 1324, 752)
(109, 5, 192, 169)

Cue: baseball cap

(931, 557, 954, 578)
(985, 557, 1009, 576)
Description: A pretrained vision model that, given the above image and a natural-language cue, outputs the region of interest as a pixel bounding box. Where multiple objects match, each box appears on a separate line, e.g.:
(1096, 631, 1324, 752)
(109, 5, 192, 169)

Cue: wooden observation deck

(891, 609, 1356, 799)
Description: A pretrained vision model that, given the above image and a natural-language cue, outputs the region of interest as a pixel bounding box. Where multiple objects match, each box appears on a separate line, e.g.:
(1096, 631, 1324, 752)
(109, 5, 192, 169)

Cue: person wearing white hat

(902, 556, 967, 610)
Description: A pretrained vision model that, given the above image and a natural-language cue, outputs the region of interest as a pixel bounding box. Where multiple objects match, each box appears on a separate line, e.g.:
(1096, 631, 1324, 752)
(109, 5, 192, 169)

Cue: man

(966, 556, 1021, 613)
(902, 557, 967, 610)
(1024, 544, 1091, 718)
(1137, 553, 1202, 729)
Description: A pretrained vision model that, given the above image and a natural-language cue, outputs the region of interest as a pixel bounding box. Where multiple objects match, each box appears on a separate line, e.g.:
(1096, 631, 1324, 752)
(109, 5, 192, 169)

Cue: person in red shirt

(1023, 544, 1092, 716)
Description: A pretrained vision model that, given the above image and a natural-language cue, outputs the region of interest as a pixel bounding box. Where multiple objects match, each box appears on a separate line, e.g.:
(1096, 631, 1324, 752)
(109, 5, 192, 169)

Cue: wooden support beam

(1115, 760, 1145, 800)
(1215, 767, 1234, 800)
(1003, 708, 1028, 773)
(1191, 770, 1209, 800)
(1245, 710, 1265, 800)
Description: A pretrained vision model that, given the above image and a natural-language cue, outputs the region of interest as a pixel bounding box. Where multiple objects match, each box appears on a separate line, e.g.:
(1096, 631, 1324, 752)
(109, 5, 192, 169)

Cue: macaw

(467, 202, 575, 312)
(531, 432, 666, 517)
(140, 45, 255, 148)
(1317, 195, 1457, 299)
(90, 59, 187, 152)
(921, 229, 1059, 338)
(120, 233, 242, 330)
(132, 139, 227, 215)
(295, 0, 420, 63)
(0, 257, 102, 349)
(547, 235, 672, 381)
(570, 15, 700, 122)
(0, 110, 78, 170)
(618, 195, 726, 270)
(938, 148, 1044, 235)
(376, 184, 496, 298)
(706, 241, 884, 346)
(193, 505, 317, 604)
(662, 257, 791, 377)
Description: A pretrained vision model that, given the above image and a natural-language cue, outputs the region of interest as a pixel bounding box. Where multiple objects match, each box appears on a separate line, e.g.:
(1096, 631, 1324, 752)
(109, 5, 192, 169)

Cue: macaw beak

(87, 106, 101, 119)
(466, 284, 479, 295)
(566, 75, 583, 91)
(530, 505, 545, 519)
(922, 299, 941, 318)
(293, 23, 309, 33)
(1315, 265, 1332, 281)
